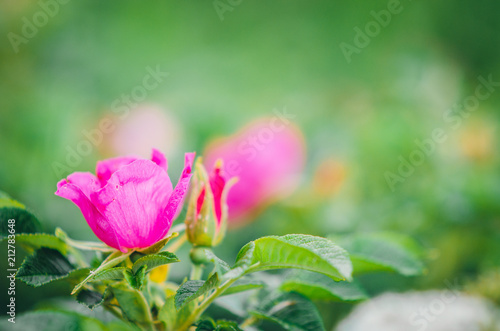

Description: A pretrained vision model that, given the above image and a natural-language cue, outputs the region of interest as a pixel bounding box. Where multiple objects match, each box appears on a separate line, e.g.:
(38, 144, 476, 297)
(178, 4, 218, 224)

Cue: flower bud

(185, 158, 236, 247)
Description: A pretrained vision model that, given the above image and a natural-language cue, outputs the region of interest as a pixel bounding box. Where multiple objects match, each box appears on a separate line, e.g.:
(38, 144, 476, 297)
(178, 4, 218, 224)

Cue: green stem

(169, 222, 186, 234)
(190, 264, 203, 280)
(137, 290, 155, 331)
(165, 234, 187, 253)
(104, 304, 123, 320)
(240, 316, 258, 329)
(71, 250, 131, 295)
(67, 246, 89, 268)
(65, 238, 114, 252)
(56, 228, 114, 252)
(177, 277, 239, 331)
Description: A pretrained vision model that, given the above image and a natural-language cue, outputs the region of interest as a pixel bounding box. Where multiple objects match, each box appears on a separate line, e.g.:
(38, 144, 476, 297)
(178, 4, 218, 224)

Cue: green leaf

(124, 265, 147, 290)
(251, 292, 325, 331)
(8, 233, 68, 254)
(90, 267, 127, 282)
(71, 250, 131, 295)
(280, 271, 367, 302)
(16, 248, 77, 286)
(10, 232, 88, 273)
(214, 320, 244, 331)
(196, 319, 217, 331)
(159, 295, 196, 331)
(196, 319, 243, 331)
(223, 242, 255, 281)
(204, 302, 245, 324)
(124, 268, 137, 288)
(222, 276, 265, 296)
(205, 249, 231, 276)
(132, 251, 180, 274)
(159, 295, 178, 331)
(0, 193, 42, 238)
(76, 288, 110, 309)
(0, 191, 25, 208)
(134, 265, 147, 289)
(337, 232, 425, 276)
(175, 273, 220, 310)
(138, 232, 179, 254)
(110, 285, 153, 326)
(0, 310, 107, 331)
(235, 235, 352, 281)
(64, 268, 94, 285)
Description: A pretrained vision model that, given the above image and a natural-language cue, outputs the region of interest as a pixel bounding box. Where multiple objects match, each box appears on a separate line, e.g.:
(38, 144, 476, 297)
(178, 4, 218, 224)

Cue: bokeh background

(1, 0, 500, 329)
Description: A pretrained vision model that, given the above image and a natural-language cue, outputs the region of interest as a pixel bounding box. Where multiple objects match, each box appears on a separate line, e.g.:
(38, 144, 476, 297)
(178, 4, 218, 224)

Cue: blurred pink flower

(55, 149, 195, 252)
(103, 104, 182, 159)
(204, 117, 306, 223)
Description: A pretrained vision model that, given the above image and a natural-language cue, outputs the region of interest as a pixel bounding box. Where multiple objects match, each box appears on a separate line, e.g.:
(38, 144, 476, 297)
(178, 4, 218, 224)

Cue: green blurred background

(1, 0, 499, 328)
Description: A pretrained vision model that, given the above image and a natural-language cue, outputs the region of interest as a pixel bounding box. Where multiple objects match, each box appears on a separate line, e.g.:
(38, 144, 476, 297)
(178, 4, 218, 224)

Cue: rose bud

(185, 158, 236, 247)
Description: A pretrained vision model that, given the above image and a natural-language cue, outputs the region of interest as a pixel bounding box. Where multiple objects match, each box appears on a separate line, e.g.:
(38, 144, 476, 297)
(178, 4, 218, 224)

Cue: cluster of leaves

(0, 192, 425, 331)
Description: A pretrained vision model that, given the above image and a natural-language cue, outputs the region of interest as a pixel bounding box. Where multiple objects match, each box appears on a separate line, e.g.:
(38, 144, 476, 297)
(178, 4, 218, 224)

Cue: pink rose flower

(55, 149, 195, 252)
(204, 117, 306, 223)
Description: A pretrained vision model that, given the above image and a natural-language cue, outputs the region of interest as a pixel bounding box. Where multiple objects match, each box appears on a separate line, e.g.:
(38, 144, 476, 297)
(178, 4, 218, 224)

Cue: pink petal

(55, 181, 123, 251)
(159, 152, 195, 238)
(92, 159, 174, 249)
(210, 166, 226, 224)
(57, 172, 100, 199)
(151, 148, 168, 172)
(95, 156, 138, 187)
(196, 187, 206, 216)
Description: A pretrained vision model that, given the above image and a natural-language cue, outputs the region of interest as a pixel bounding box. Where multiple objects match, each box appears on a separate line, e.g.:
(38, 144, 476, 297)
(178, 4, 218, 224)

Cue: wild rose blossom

(204, 117, 305, 223)
(55, 149, 195, 252)
(185, 158, 236, 247)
